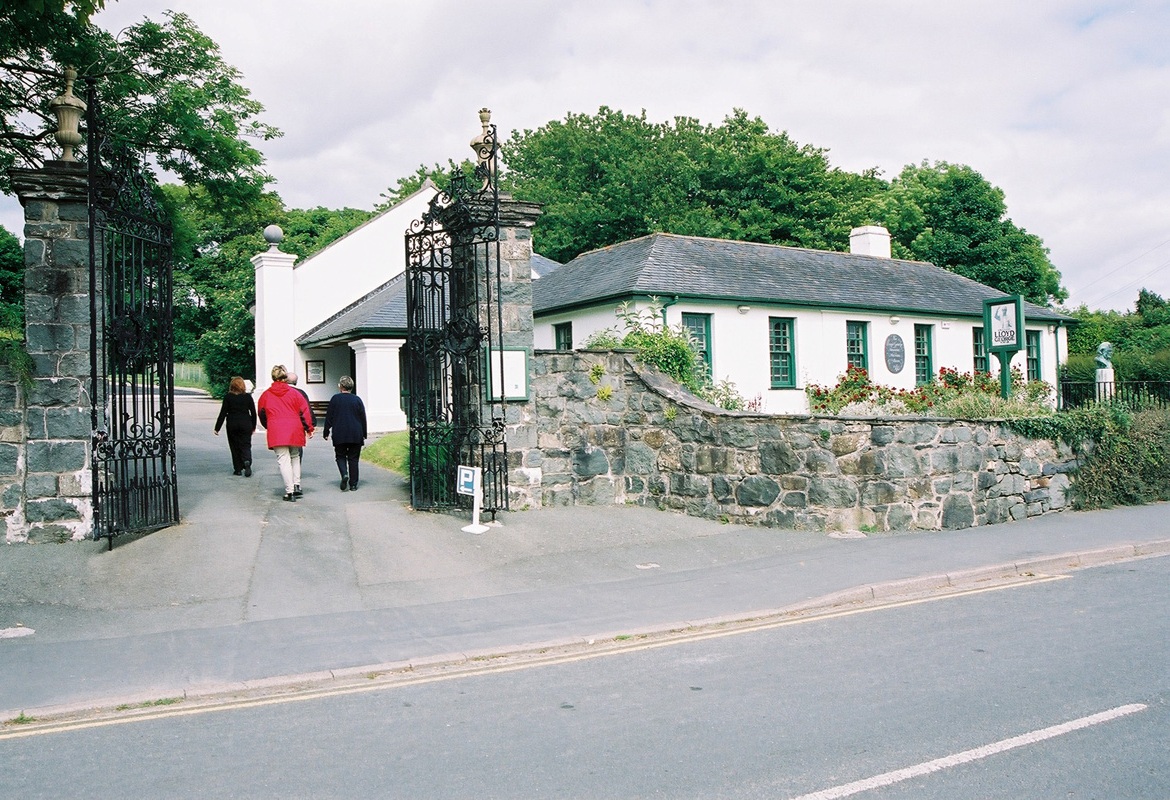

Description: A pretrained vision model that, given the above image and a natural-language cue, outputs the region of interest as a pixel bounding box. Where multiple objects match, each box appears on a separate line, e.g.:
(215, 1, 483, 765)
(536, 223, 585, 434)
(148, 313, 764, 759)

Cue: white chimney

(849, 225, 892, 258)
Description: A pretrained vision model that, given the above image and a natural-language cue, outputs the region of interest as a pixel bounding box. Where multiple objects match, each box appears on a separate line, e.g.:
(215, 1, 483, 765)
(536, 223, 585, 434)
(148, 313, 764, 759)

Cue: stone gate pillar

(495, 196, 543, 508)
(7, 161, 95, 542)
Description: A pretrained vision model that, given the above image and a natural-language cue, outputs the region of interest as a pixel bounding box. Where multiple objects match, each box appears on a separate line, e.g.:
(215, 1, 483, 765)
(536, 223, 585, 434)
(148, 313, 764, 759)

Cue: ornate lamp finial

(469, 108, 497, 191)
(470, 108, 494, 161)
(49, 67, 87, 162)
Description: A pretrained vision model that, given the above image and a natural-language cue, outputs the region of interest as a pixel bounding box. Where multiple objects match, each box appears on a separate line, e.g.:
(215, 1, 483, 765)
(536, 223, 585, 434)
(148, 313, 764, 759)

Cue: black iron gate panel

(86, 83, 180, 546)
(404, 120, 508, 513)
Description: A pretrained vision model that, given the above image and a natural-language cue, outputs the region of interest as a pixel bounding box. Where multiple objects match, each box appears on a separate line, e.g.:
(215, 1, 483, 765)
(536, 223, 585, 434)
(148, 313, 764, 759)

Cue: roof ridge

(653, 230, 942, 267)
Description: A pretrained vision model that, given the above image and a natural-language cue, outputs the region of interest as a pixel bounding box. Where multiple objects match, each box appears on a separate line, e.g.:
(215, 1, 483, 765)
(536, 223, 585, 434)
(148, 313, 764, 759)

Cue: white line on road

(790, 703, 1148, 800)
(0, 627, 34, 639)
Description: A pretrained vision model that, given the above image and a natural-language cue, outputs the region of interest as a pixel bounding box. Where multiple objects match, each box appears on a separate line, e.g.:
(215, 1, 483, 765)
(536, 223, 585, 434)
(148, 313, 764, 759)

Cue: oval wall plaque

(884, 334, 906, 374)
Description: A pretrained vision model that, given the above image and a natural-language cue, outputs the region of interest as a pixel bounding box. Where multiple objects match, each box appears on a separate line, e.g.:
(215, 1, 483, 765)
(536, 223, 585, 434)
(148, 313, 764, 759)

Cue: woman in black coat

(214, 376, 257, 476)
(323, 375, 367, 491)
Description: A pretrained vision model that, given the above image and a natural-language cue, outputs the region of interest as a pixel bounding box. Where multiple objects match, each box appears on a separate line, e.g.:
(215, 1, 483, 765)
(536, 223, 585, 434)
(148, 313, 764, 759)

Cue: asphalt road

(6, 554, 1167, 799)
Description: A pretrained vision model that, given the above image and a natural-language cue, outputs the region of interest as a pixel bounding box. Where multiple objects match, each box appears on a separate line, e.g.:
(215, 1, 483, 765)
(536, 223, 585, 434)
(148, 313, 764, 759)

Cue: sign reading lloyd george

(983, 295, 1025, 354)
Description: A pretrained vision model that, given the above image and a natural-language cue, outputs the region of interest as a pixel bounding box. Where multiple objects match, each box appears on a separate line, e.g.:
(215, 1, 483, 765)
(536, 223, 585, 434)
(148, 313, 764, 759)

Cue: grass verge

(362, 430, 408, 475)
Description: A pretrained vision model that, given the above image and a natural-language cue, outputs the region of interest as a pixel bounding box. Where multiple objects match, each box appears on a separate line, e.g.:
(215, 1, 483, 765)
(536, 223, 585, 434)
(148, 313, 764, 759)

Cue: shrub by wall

(1069, 407, 1170, 508)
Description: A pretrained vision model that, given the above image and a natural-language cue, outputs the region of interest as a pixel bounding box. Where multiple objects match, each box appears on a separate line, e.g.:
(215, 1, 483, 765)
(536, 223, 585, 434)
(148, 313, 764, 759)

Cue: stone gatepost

(7, 161, 95, 542)
(495, 196, 544, 508)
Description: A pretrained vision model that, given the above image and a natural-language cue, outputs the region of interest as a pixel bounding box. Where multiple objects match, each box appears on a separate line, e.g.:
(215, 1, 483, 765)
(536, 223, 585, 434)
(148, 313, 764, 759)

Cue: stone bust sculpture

(1095, 341, 1113, 369)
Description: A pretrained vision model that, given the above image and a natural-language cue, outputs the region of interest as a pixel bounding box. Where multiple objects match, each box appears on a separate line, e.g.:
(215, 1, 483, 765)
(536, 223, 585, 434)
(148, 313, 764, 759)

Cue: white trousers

(273, 446, 302, 493)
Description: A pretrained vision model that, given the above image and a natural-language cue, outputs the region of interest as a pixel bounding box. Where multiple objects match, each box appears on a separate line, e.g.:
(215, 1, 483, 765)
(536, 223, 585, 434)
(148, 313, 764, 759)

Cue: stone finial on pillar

(48, 67, 87, 163)
(470, 108, 497, 191)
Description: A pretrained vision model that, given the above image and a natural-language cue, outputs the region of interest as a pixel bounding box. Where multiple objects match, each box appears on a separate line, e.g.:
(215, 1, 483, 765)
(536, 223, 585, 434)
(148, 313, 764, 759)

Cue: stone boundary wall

(509, 350, 1076, 532)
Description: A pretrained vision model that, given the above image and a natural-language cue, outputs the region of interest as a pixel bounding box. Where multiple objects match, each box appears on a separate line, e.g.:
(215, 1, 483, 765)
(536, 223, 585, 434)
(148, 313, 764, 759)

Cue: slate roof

(294, 253, 565, 347)
(531, 253, 562, 278)
(296, 272, 408, 348)
(532, 232, 1070, 322)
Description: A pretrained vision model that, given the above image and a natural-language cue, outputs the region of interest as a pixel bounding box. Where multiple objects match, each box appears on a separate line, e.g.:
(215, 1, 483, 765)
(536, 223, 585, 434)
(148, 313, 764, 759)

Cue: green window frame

(553, 322, 572, 351)
(914, 324, 933, 385)
(846, 320, 868, 372)
(1026, 330, 1041, 381)
(973, 327, 988, 373)
(769, 317, 796, 388)
(682, 312, 712, 378)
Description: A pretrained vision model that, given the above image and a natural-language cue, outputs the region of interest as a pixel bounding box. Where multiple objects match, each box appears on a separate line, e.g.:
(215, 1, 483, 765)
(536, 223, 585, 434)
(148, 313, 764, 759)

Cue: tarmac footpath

(1, 391, 1168, 720)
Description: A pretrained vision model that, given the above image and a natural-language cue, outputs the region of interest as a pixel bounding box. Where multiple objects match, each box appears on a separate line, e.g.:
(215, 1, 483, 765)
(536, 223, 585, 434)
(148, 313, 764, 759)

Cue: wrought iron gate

(404, 119, 508, 514)
(86, 82, 180, 547)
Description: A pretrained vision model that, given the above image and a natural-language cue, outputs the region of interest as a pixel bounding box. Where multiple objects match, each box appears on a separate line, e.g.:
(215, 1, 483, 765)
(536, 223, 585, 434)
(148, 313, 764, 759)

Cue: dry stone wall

(508, 350, 1075, 532)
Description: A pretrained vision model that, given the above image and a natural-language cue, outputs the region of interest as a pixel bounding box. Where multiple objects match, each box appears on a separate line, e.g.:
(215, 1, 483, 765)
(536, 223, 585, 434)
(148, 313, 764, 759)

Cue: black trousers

(334, 443, 362, 484)
(227, 427, 253, 472)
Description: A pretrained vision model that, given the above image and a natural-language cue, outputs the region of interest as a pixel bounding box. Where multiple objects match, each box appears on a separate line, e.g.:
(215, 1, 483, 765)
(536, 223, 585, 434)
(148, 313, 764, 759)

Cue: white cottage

(531, 226, 1072, 413)
(252, 182, 440, 432)
(256, 195, 1071, 427)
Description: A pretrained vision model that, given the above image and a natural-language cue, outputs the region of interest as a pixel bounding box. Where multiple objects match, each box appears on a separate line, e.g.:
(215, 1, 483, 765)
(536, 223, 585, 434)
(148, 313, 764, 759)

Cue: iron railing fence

(1058, 380, 1170, 411)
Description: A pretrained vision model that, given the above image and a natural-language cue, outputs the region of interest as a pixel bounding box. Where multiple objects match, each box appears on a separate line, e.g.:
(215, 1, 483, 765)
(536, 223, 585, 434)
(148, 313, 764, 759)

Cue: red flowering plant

(807, 364, 1054, 418)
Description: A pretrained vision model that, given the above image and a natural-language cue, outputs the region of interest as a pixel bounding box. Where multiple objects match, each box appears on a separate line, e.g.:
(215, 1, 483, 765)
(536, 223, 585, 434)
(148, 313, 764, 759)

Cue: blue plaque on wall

(884, 334, 905, 374)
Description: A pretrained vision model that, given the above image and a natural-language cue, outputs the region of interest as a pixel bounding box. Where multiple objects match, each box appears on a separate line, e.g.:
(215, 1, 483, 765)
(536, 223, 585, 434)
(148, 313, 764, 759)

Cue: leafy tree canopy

(7, 0, 106, 19)
(0, 225, 23, 327)
(374, 161, 474, 211)
(1065, 289, 1170, 382)
(497, 107, 880, 264)
(162, 183, 373, 390)
(0, 7, 280, 205)
(867, 161, 1066, 305)
(383, 107, 1064, 305)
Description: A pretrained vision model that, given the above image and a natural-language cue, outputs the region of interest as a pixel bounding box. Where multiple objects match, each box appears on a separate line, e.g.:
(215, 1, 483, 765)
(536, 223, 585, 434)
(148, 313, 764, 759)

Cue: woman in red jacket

(257, 364, 314, 501)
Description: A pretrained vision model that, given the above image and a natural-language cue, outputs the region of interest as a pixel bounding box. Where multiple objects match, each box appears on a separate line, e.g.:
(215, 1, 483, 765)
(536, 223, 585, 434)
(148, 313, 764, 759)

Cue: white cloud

(3, 0, 1168, 311)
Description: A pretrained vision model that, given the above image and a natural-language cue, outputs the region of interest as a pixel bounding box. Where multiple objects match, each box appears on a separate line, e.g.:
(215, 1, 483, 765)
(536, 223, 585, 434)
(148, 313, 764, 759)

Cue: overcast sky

(4, 0, 1168, 311)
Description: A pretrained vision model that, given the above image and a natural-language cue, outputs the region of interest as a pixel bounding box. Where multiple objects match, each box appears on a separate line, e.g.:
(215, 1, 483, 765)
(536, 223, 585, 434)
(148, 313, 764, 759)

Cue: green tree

(868, 161, 1066, 305)
(163, 184, 372, 393)
(498, 107, 879, 264)
(1, 9, 280, 203)
(1135, 288, 1170, 327)
(6, 0, 106, 19)
(398, 108, 1061, 308)
(374, 161, 475, 211)
(1064, 289, 1170, 382)
(0, 225, 23, 327)
(3, 7, 283, 390)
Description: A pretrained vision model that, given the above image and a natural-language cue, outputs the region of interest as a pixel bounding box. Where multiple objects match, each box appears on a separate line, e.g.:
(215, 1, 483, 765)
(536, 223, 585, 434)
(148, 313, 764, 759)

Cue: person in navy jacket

(323, 375, 367, 492)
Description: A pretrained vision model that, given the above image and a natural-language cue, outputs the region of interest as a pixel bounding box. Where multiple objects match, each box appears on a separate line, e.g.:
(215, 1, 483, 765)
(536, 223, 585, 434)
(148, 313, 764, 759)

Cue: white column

(252, 229, 298, 393)
(350, 339, 406, 433)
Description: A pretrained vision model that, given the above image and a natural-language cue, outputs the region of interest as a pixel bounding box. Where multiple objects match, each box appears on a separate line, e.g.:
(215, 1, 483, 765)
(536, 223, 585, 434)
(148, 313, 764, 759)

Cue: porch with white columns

(349, 339, 406, 433)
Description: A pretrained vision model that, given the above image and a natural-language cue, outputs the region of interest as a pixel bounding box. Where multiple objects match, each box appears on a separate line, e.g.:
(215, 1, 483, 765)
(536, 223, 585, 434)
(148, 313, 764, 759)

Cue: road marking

(789, 703, 1148, 800)
(0, 627, 35, 639)
(0, 574, 1065, 739)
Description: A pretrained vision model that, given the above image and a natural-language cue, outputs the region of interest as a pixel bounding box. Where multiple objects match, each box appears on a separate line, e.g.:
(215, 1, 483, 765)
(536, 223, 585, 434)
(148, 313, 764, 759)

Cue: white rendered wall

(290, 184, 437, 337)
(534, 306, 629, 349)
(293, 346, 351, 406)
(254, 183, 437, 397)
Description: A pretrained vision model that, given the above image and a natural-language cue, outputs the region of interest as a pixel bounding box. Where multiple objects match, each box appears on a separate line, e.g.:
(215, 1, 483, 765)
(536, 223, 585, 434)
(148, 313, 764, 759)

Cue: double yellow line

(1, 573, 1066, 740)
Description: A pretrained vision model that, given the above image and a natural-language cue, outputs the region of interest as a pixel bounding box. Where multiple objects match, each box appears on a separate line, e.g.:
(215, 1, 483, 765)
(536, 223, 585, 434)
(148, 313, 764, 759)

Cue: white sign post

(457, 465, 490, 534)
